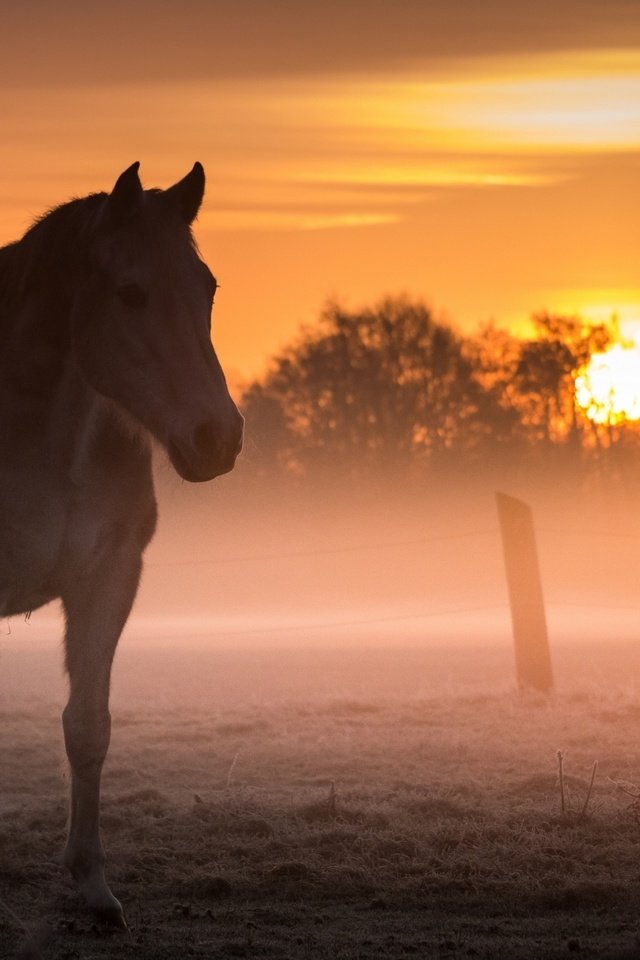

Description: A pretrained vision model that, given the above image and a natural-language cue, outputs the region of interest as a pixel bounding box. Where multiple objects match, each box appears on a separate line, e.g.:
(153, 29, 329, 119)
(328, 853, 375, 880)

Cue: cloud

(1, 45, 638, 241)
(2, 1, 639, 85)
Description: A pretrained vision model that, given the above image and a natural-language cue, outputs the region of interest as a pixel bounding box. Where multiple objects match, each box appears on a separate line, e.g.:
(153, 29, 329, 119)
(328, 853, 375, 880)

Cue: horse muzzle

(167, 416, 244, 482)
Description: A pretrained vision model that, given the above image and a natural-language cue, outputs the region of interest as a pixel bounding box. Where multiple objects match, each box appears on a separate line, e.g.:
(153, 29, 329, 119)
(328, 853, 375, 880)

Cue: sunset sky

(1, 0, 638, 384)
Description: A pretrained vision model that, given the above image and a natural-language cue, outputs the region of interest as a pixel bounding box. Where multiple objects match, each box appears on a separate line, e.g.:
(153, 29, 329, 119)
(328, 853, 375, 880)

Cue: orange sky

(0, 1, 638, 384)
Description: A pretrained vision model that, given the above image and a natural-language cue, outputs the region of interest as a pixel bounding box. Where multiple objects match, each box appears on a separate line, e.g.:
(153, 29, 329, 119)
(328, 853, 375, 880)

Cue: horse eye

(117, 284, 147, 309)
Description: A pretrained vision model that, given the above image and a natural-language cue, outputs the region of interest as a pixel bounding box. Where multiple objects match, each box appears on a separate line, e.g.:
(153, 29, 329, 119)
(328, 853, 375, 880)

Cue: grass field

(2, 637, 640, 959)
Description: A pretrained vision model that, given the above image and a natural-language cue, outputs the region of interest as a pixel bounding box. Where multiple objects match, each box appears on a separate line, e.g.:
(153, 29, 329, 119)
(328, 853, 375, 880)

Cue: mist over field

(4, 292, 640, 959)
(5, 445, 640, 686)
(3, 429, 640, 959)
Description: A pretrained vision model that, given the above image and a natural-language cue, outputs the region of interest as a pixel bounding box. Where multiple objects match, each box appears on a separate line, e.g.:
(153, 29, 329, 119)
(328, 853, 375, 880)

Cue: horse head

(72, 162, 244, 482)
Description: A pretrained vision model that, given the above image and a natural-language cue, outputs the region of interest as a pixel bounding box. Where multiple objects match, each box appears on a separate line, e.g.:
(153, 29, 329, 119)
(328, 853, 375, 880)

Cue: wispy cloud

(0, 49, 637, 236)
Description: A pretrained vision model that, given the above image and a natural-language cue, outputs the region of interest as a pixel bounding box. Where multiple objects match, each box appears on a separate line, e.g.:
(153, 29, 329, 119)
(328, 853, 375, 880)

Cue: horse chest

(0, 461, 150, 617)
(60, 493, 134, 576)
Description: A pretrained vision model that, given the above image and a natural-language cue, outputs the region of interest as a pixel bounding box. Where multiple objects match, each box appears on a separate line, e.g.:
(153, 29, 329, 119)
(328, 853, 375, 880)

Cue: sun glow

(575, 338, 640, 425)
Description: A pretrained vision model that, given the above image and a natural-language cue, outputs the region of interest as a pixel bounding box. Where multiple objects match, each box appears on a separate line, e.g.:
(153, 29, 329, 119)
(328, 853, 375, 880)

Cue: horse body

(0, 349, 156, 620)
(0, 163, 243, 925)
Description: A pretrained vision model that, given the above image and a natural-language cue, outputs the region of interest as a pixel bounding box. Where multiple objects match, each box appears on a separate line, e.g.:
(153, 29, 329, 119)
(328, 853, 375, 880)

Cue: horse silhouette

(0, 163, 243, 926)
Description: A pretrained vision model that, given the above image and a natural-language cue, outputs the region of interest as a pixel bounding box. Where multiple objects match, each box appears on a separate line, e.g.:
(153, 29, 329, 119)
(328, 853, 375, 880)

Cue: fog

(4, 451, 640, 957)
(142, 453, 640, 648)
(4, 449, 639, 707)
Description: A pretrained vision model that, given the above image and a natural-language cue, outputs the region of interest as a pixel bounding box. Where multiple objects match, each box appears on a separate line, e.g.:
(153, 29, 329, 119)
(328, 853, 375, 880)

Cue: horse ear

(108, 162, 143, 223)
(164, 162, 205, 225)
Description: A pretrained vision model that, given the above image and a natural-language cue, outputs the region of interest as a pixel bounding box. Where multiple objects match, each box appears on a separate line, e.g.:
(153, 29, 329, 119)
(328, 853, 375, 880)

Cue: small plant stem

(557, 750, 566, 815)
(581, 760, 598, 819)
(226, 751, 240, 788)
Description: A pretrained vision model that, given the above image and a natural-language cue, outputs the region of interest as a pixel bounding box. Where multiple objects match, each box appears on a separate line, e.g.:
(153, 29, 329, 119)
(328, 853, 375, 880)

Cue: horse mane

(0, 186, 197, 325)
(0, 193, 110, 313)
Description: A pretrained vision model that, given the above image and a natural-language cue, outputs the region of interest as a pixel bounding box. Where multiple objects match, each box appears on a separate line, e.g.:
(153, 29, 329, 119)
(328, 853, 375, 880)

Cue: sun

(575, 340, 640, 425)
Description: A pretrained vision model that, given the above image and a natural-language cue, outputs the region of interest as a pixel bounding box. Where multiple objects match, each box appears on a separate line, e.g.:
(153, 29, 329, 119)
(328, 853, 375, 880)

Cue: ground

(2, 638, 640, 959)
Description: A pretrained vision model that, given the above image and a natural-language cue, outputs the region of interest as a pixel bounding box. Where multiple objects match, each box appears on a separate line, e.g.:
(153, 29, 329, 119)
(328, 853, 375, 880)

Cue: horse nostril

(192, 420, 243, 465)
(168, 418, 242, 482)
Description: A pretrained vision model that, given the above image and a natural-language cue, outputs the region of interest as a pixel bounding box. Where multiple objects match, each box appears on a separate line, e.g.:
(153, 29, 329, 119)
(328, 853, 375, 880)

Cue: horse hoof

(82, 881, 128, 930)
(64, 854, 127, 930)
(95, 898, 128, 931)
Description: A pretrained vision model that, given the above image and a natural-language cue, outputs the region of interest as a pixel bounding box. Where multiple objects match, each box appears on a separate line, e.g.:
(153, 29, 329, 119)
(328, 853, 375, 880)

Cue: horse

(0, 163, 244, 927)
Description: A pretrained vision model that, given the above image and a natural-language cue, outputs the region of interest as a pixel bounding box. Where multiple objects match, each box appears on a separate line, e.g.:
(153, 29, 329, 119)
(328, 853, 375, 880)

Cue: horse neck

(0, 242, 20, 312)
(0, 255, 80, 405)
(3, 208, 98, 367)
(4, 193, 104, 330)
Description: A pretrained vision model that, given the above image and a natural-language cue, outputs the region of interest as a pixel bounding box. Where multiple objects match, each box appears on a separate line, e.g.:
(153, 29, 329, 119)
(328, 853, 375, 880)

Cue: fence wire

(137, 522, 640, 641)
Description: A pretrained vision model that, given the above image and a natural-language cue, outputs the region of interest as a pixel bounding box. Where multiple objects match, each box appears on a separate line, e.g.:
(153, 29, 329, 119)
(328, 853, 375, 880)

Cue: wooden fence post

(496, 492, 554, 693)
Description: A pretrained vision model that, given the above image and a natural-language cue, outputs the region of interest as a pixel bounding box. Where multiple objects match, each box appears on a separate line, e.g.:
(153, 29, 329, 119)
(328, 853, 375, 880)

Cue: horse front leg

(61, 549, 142, 928)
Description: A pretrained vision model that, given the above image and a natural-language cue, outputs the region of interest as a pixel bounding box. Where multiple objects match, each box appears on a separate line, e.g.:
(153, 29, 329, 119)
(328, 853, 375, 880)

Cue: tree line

(236, 297, 639, 488)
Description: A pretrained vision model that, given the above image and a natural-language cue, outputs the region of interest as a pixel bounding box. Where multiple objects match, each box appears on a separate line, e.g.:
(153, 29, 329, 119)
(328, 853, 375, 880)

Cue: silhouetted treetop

(241, 297, 517, 481)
